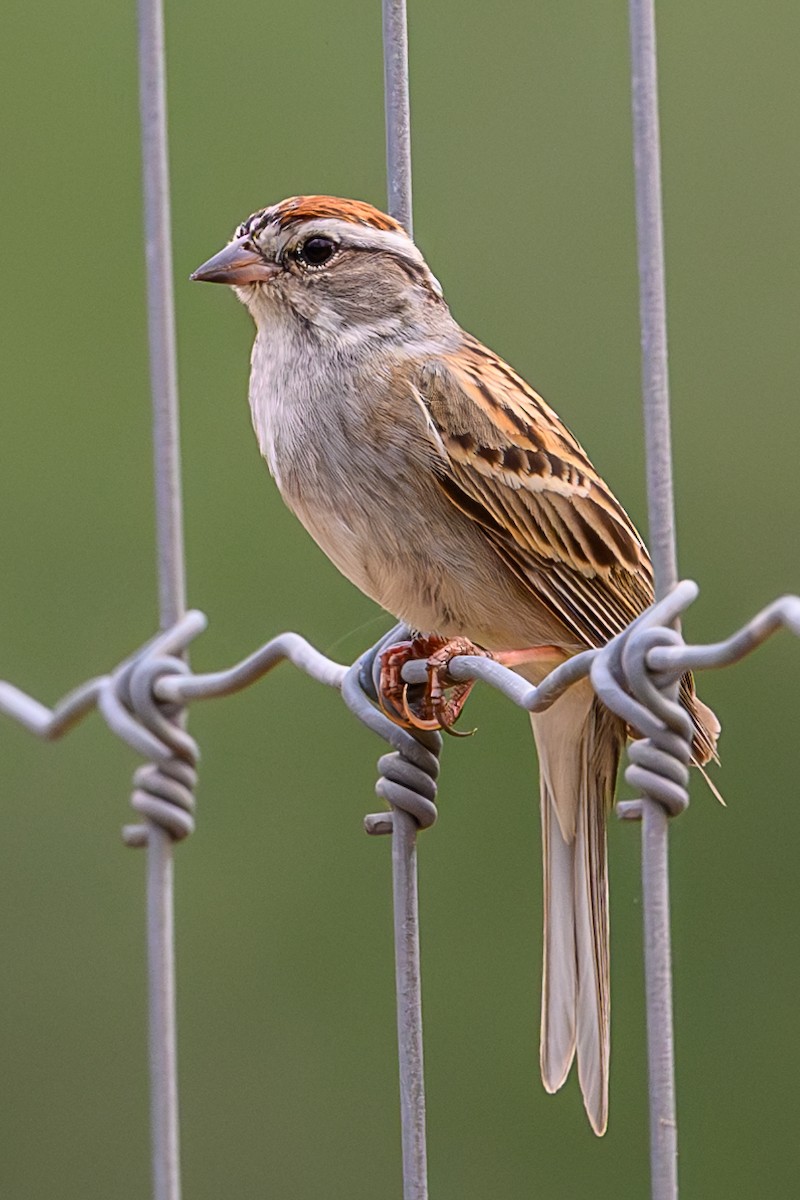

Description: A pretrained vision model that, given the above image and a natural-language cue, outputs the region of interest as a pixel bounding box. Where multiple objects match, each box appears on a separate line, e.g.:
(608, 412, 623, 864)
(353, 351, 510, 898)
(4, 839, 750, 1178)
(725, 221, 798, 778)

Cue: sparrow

(192, 195, 719, 1134)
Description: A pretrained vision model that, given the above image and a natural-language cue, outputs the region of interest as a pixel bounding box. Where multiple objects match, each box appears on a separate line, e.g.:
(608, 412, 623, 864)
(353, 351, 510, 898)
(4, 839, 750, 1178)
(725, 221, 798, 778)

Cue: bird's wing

(417, 334, 654, 650)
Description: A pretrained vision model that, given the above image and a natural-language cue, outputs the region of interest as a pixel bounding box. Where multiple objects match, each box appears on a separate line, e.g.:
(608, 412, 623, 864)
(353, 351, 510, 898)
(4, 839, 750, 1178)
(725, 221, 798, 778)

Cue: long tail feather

(531, 683, 625, 1136)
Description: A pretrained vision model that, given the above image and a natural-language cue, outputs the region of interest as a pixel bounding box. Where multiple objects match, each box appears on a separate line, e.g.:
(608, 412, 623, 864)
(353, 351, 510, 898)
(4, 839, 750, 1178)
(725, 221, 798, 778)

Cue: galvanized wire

(343, 650, 439, 1200)
(628, 1, 682, 1194)
(139, 0, 186, 630)
(382, 0, 413, 237)
(137, 0, 188, 1196)
(379, 7, 429, 1194)
(5, 583, 799, 811)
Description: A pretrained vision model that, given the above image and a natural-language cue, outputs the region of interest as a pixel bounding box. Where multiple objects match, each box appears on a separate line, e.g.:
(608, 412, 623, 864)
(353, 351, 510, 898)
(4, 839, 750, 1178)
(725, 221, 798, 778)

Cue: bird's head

(191, 195, 445, 341)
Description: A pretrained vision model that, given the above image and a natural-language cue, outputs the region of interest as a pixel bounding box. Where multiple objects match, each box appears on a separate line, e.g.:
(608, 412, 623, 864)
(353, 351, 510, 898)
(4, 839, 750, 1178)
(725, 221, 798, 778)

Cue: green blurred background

(1, 1, 798, 1196)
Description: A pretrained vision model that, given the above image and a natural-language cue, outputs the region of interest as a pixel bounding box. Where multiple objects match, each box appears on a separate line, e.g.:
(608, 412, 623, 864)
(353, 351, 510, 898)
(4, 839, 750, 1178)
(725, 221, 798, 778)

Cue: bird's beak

(190, 237, 278, 285)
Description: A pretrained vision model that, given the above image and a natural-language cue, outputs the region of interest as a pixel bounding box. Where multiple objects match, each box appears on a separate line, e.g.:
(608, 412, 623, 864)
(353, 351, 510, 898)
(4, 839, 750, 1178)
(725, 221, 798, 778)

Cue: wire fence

(1, 4, 798, 1199)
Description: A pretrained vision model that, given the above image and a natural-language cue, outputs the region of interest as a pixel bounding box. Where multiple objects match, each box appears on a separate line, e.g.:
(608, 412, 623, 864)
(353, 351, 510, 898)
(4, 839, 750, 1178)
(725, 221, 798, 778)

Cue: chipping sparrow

(192, 195, 719, 1135)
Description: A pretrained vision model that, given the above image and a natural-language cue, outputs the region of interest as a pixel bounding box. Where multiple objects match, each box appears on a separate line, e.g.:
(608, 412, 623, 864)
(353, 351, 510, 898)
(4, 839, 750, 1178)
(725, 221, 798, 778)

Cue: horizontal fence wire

(382, 0, 414, 238)
(4, 584, 799, 793)
(1, 4, 798, 1199)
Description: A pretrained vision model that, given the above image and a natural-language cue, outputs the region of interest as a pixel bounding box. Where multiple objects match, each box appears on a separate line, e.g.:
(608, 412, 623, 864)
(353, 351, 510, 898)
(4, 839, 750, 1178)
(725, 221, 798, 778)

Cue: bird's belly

(287, 483, 563, 650)
(289, 494, 459, 631)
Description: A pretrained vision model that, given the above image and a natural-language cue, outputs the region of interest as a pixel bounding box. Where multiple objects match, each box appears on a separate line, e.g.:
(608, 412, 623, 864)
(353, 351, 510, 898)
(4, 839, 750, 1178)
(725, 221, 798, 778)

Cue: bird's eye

(297, 236, 337, 267)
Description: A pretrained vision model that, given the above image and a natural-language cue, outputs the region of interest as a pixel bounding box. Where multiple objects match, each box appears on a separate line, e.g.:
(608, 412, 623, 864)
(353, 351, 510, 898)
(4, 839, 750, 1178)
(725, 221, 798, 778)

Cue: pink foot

(378, 636, 492, 736)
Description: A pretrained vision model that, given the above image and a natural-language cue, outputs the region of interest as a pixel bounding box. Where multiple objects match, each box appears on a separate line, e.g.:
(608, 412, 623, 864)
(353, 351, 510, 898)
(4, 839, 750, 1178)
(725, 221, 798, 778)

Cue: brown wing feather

(421, 335, 654, 650)
(418, 336, 719, 765)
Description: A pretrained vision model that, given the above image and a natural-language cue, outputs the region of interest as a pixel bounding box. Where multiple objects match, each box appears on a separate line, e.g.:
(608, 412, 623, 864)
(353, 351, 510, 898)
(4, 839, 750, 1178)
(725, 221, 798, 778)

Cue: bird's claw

(378, 636, 491, 735)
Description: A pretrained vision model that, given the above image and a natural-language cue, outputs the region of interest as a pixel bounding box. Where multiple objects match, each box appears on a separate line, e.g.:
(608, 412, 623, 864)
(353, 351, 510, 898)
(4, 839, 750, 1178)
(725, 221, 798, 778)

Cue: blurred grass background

(0, 1, 798, 1196)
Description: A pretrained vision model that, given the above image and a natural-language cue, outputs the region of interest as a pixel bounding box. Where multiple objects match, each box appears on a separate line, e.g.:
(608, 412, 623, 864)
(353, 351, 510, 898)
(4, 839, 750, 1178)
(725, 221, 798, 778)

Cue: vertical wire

(137, 1, 186, 1198)
(138, 0, 187, 629)
(382, 0, 414, 237)
(629, 0, 678, 602)
(392, 810, 429, 1200)
(628, 2, 680, 1197)
(382, 5, 427, 1197)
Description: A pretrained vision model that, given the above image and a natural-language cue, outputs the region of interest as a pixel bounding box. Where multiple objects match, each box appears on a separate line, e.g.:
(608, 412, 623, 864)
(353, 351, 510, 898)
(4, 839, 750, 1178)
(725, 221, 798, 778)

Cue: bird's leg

(378, 639, 567, 736)
(491, 645, 566, 669)
(379, 639, 567, 733)
(422, 641, 567, 733)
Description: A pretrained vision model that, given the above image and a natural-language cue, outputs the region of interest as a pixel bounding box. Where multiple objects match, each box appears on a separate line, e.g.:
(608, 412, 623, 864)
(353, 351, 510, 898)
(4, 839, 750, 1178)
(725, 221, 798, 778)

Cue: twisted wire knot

(95, 637, 201, 847)
(121, 654, 198, 846)
(591, 609, 693, 821)
(340, 626, 441, 837)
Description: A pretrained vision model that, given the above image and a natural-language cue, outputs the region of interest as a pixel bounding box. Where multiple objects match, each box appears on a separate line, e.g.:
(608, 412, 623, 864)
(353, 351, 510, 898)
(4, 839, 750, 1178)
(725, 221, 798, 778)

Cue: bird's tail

(681, 674, 721, 767)
(530, 682, 626, 1136)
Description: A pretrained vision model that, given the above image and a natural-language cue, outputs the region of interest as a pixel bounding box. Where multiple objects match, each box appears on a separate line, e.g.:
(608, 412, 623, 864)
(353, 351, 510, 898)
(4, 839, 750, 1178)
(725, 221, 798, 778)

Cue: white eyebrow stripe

(285, 217, 415, 253)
